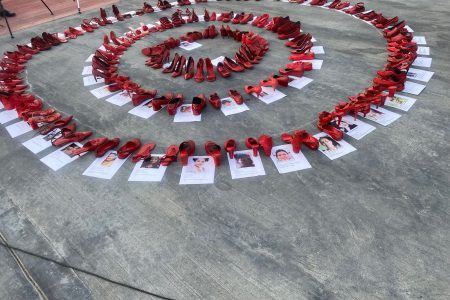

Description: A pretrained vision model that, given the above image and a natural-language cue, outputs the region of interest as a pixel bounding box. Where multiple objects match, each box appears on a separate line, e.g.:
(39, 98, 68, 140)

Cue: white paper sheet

(417, 47, 430, 56)
(105, 91, 132, 106)
(179, 156, 216, 184)
(81, 66, 93, 76)
(179, 41, 202, 51)
(83, 75, 104, 86)
(330, 115, 376, 140)
(407, 68, 434, 82)
(412, 57, 432, 68)
(128, 99, 162, 119)
(85, 54, 94, 62)
(90, 85, 118, 99)
(288, 76, 314, 90)
(359, 105, 401, 126)
(22, 129, 61, 154)
(128, 155, 167, 182)
(5, 121, 33, 138)
(0, 109, 18, 124)
(311, 46, 325, 54)
(220, 97, 249, 116)
(82, 151, 127, 179)
(299, 59, 323, 69)
(412, 36, 427, 45)
(314, 132, 356, 160)
(256, 86, 287, 104)
(384, 94, 417, 111)
(404, 25, 414, 32)
(211, 56, 225, 66)
(270, 145, 312, 174)
(173, 105, 202, 122)
(227, 150, 266, 179)
(402, 81, 426, 95)
(0, 102, 4, 110)
(40, 142, 84, 171)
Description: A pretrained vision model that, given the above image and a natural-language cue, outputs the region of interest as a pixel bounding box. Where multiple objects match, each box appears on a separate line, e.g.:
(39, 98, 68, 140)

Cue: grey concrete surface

(0, 0, 449, 299)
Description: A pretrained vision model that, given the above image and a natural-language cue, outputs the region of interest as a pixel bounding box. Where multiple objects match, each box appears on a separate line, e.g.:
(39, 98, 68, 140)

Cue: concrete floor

(1, 0, 449, 299)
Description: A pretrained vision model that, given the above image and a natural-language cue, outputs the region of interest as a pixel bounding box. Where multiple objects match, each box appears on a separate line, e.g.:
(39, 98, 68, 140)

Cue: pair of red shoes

(260, 74, 289, 90)
(52, 125, 93, 147)
(251, 13, 270, 28)
(157, 0, 172, 10)
(245, 135, 273, 157)
(281, 131, 319, 153)
(177, 140, 222, 166)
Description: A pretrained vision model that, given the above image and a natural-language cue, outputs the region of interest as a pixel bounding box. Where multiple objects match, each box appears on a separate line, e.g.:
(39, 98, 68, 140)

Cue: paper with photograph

(270, 145, 312, 174)
(359, 105, 401, 126)
(82, 151, 127, 179)
(314, 132, 356, 160)
(406, 68, 434, 83)
(83, 75, 104, 86)
(330, 115, 376, 140)
(40, 142, 84, 171)
(128, 99, 162, 119)
(412, 57, 432, 68)
(220, 97, 249, 116)
(0, 109, 18, 124)
(179, 156, 215, 184)
(178, 41, 202, 51)
(105, 91, 132, 106)
(384, 94, 417, 111)
(227, 150, 266, 179)
(81, 66, 92, 76)
(23, 129, 61, 154)
(90, 85, 118, 99)
(402, 81, 426, 95)
(256, 86, 287, 104)
(173, 105, 202, 122)
(5, 121, 33, 138)
(288, 76, 313, 90)
(128, 155, 168, 182)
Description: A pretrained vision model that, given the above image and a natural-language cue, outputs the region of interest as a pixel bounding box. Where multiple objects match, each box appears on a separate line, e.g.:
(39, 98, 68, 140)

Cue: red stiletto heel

(245, 137, 260, 157)
(258, 134, 273, 157)
(194, 58, 205, 83)
(244, 85, 263, 97)
(205, 141, 222, 166)
(179, 140, 195, 166)
(224, 139, 237, 159)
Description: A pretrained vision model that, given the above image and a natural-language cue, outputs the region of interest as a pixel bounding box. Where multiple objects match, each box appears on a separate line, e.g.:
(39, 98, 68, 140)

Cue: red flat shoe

(205, 141, 222, 166)
(132, 143, 156, 163)
(160, 144, 179, 166)
(258, 134, 273, 157)
(228, 90, 244, 105)
(60, 123, 77, 138)
(70, 137, 108, 156)
(209, 93, 221, 109)
(224, 139, 237, 159)
(52, 130, 92, 147)
(96, 138, 120, 157)
(118, 138, 141, 159)
(317, 111, 343, 141)
(39, 115, 73, 135)
(179, 140, 195, 166)
(167, 94, 184, 115)
(217, 62, 231, 78)
(245, 137, 260, 157)
(28, 112, 61, 130)
(244, 85, 262, 97)
(279, 66, 304, 77)
(192, 94, 206, 115)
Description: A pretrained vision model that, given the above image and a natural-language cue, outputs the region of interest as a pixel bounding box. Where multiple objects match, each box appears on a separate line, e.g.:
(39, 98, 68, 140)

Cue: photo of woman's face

(320, 138, 335, 150)
(276, 151, 290, 161)
(194, 158, 205, 167)
(104, 153, 117, 162)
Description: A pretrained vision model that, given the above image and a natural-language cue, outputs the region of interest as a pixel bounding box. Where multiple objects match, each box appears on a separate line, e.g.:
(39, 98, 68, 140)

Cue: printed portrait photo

(100, 152, 118, 167)
(331, 118, 358, 133)
(318, 136, 341, 152)
(61, 143, 80, 158)
(273, 149, 294, 162)
(234, 153, 255, 169)
(366, 108, 384, 120)
(180, 105, 192, 114)
(141, 156, 161, 169)
(189, 157, 210, 173)
(43, 128, 62, 141)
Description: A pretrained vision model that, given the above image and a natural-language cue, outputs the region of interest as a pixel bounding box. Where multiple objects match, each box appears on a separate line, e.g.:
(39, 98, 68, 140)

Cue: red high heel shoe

(152, 92, 173, 111)
(38, 116, 73, 135)
(163, 53, 181, 73)
(21, 107, 56, 121)
(118, 138, 141, 159)
(70, 137, 108, 156)
(204, 58, 216, 81)
(209, 93, 221, 109)
(112, 5, 124, 21)
(217, 62, 231, 78)
(132, 89, 157, 106)
(224, 57, 245, 72)
(224, 139, 237, 159)
(172, 56, 186, 77)
(228, 90, 244, 105)
(160, 145, 179, 166)
(194, 58, 204, 83)
(258, 134, 273, 157)
(235, 53, 253, 69)
(244, 85, 263, 97)
(96, 138, 120, 157)
(99, 8, 113, 24)
(317, 111, 343, 140)
(132, 143, 156, 163)
(279, 65, 304, 77)
(184, 57, 195, 80)
(192, 94, 206, 115)
(167, 94, 184, 115)
(245, 137, 260, 157)
(28, 112, 61, 130)
(52, 130, 92, 147)
(179, 140, 195, 166)
(205, 141, 222, 166)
